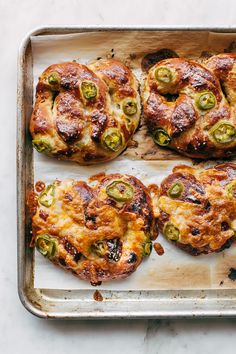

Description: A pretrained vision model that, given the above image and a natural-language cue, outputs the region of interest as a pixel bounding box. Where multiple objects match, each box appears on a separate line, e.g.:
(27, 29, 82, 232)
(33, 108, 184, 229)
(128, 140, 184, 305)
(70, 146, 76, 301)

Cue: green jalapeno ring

(48, 72, 61, 86)
(106, 180, 134, 202)
(39, 184, 56, 207)
(226, 180, 236, 198)
(92, 241, 108, 257)
(101, 128, 124, 152)
(154, 67, 172, 83)
(195, 91, 216, 110)
(167, 182, 184, 198)
(153, 128, 171, 147)
(122, 98, 138, 116)
(210, 121, 236, 144)
(32, 137, 52, 153)
(81, 81, 97, 100)
(35, 234, 58, 258)
(143, 241, 152, 256)
(163, 222, 180, 241)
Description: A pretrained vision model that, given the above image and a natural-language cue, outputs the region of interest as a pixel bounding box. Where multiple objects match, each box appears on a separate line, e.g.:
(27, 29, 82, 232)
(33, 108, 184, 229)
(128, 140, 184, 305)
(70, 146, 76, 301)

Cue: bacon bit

(27, 189, 38, 216)
(90, 281, 102, 286)
(35, 181, 45, 192)
(93, 290, 103, 302)
(88, 172, 106, 182)
(39, 210, 48, 221)
(127, 139, 138, 148)
(154, 242, 164, 256)
(148, 184, 159, 196)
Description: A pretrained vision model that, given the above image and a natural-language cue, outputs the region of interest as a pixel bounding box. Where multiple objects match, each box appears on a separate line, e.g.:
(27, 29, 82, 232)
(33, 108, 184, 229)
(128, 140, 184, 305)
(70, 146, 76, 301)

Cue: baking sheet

(31, 30, 236, 290)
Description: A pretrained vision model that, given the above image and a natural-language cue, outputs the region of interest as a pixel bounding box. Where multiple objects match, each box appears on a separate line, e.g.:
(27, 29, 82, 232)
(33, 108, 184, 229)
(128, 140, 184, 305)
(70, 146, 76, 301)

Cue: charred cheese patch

(30, 173, 157, 284)
(158, 163, 236, 255)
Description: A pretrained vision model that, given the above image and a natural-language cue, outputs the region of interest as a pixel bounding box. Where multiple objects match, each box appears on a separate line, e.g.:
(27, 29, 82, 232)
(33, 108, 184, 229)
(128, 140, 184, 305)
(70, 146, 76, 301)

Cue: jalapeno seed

(122, 98, 137, 116)
(226, 180, 236, 198)
(32, 137, 52, 153)
(48, 72, 61, 86)
(210, 121, 236, 144)
(143, 241, 152, 256)
(196, 91, 216, 110)
(153, 128, 171, 146)
(106, 180, 134, 202)
(101, 128, 123, 151)
(163, 222, 180, 241)
(81, 81, 97, 100)
(92, 241, 108, 257)
(35, 234, 58, 258)
(155, 67, 172, 83)
(39, 184, 56, 207)
(167, 182, 184, 198)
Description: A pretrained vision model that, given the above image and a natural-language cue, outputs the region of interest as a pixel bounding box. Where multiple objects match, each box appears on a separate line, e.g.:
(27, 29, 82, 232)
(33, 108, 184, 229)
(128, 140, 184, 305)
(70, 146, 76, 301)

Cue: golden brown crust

(30, 60, 140, 164)
(157, 163, 236, 255)
(143, 55, 236, 159)
(30, 174, 157, 284)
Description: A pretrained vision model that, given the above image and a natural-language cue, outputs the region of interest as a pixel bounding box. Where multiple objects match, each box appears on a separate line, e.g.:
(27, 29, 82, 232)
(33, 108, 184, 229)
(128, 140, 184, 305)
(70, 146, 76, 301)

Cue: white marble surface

(1, 0, 236, 353)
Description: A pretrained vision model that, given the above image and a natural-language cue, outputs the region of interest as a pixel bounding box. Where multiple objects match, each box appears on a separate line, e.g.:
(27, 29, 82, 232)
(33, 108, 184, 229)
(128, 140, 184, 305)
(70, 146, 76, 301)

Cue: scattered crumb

(154, 243, 164, 256)
(90, 281, 102, 286)
(127, 139, 138, 148)
(129, 53, 136, 60)
(219, 280, 224, 286)
(228, 268, 236, 281)
(93, 290, 103, 302)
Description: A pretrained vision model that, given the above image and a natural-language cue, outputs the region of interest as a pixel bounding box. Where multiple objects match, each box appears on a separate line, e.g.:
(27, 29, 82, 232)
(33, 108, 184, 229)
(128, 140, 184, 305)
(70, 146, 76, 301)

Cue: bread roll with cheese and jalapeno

(30, 59, 140, 164)
(157, 163, 236, 255)
(29, 173, 157, 285)
(143, 57, 236, 159)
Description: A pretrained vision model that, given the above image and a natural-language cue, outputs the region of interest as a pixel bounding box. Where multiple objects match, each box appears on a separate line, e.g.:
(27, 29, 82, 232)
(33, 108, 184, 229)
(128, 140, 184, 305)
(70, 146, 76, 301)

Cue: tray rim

(17, 25, 236, 319)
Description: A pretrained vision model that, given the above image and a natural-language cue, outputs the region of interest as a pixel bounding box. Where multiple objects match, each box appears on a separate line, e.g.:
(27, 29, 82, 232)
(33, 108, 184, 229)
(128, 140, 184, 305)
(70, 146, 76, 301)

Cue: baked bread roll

(143, 56, 236, 159)
(157, 163, 236, 255)
(30, 59, 140, 164)
(29, 173, 157, 284)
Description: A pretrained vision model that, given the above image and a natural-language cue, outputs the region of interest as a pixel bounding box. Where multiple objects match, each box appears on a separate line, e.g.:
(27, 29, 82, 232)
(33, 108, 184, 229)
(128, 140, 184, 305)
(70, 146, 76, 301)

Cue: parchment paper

(31, 30, 236, 290)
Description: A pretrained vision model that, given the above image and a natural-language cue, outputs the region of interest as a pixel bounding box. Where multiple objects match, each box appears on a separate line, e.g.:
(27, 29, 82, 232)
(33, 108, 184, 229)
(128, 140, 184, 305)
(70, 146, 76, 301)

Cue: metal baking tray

(17, 26, 236, 319)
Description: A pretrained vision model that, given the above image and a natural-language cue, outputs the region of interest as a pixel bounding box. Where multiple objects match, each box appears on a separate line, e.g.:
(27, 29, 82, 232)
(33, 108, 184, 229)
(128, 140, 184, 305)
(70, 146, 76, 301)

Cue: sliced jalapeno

(163, 222, 180, 241)
(143, 241, 152, 256)
(48, 72, 60, 86)
(226, 180, 236, 198)
(196, 91, 216, 110)
(106, 180, 134, 202)
(167, 182, 184, 198)
(122, 98, 137, 116)
(32, 137, 52, 153)
(102, 128, 123, 151)
(210, 121, 236, 144)
(39, 184, 55, 207)
(155, 67, 172, 83)
(153, 128, 171, 146)
(81, 81, 97, 100)
(92, 241, 108, 257)
(35, 234, 58, 258)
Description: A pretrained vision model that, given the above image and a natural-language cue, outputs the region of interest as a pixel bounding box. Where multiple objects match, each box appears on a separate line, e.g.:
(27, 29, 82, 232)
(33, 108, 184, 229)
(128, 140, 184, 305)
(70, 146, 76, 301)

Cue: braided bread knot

(143, 55, 236, 158)
(30, 59, 140, 164)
